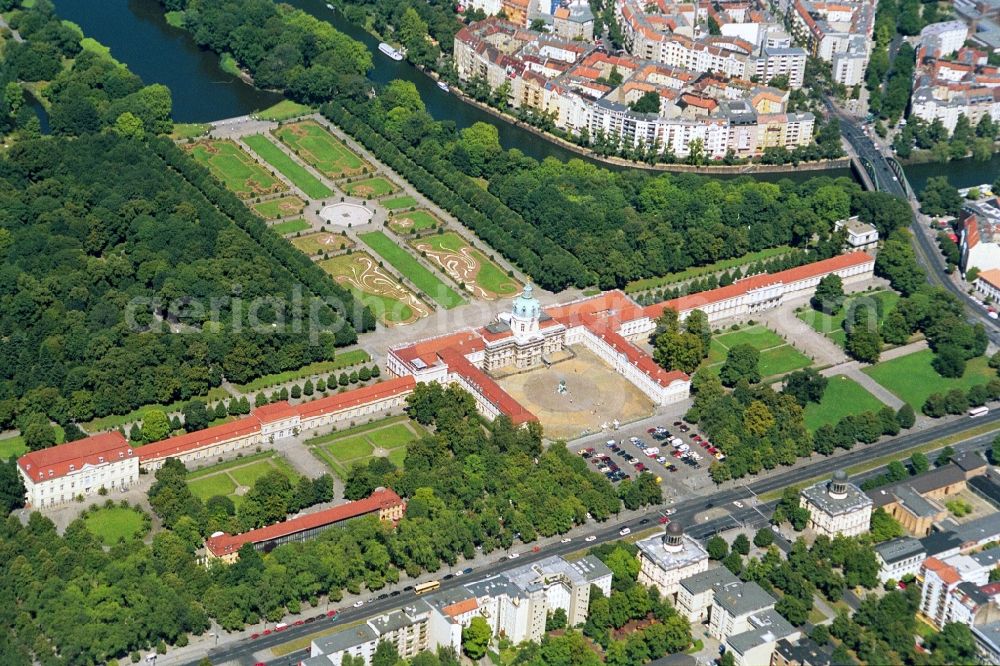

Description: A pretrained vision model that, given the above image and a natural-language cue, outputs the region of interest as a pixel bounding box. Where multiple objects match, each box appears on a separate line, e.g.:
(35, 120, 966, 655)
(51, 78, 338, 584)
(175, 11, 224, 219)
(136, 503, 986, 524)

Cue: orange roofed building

(204, 488, 405, 564)
(17, 431, 138, 508)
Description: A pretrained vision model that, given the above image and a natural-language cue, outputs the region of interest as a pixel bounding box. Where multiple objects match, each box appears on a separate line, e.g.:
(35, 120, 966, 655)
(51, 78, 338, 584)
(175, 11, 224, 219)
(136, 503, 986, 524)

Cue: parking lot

(568, 415, 718, 504)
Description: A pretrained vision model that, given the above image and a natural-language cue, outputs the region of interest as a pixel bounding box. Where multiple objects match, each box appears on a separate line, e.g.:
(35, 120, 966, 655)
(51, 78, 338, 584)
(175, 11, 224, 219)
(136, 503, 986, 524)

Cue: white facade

(920, 21, 970, 57)
(636, 525, 710, 599)
(799, 474, 873, 538)
(18, 432, 139, 509)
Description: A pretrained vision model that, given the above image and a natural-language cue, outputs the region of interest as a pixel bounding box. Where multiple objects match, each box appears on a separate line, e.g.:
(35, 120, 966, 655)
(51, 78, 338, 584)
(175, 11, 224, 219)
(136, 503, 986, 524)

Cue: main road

(188, 411, 1000, 666)
(825, 99, 1000, 344)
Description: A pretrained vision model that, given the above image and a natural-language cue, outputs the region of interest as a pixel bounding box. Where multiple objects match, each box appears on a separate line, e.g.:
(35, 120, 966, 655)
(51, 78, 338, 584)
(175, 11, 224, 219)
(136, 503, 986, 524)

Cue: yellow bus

(414, 580, 441, 595)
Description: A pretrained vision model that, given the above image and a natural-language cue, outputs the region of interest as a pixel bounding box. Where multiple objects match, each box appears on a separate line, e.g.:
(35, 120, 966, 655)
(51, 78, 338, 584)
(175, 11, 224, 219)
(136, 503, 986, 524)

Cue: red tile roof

(442, 598, 479, 617)
(439, 348, 537, 425)
(923, 557, 962, 585)
(205, 488, 404, 557)
(965, 217, 980, 249)
(394, 332, 485, 369)
(586, 319, 688, 386)
(545, 290, 645, 327)
(977, 268, 1000, 290)
(135, 418, 262, 462)
(19, 431, 134, 482)
(296, 376, 416, 420)
(253, 401, 300, 424)
(644, 252, 873, 319)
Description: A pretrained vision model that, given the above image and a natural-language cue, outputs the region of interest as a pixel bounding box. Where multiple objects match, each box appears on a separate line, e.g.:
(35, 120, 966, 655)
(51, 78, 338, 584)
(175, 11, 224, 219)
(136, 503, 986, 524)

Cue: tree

(880, 309, 910, 345)
(920, 177, 963, 218)
(928, 623, 978, 664)
(869, 508, 905, 542)
(546, 607, 568, 631)
(846, 324, 881, 364)
(706, 535, 728, 560)
(141, 409, 171, 443)
(732, 533, 751, 556)
(685, 310, 712, 351)
(811, 274, 845, 314)
(0, 458, 26, 513)
(896, 404, 915, 429)
(21, 413, 56, 451)
(782, 368, 828, 406)
(937, 445, 955, 466)
(182, 400, 210, 432)
(462, 616, 491, 659)
(992, 434, 1000, 465)
(372, 641, 401, 666)
(932, 345, 966, 378)
(113, 111, 145, 139)
(629, 90, 661, 114)
(653, 330, 704, 374)
(910, 452, 929, 475)
(720, 344, 760, 387)
(291, 384, 301, 399)
(303, 379, 314, 396)
(753, 527, 773, 548)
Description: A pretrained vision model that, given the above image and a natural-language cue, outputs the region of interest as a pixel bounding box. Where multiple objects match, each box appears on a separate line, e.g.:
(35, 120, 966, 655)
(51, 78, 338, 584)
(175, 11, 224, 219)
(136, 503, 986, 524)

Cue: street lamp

(209, 632, 219, 646)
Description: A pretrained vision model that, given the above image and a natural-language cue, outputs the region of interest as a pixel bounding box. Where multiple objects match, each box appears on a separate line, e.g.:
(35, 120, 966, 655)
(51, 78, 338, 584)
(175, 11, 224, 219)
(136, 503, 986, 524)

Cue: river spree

(51, 0, 996, 189)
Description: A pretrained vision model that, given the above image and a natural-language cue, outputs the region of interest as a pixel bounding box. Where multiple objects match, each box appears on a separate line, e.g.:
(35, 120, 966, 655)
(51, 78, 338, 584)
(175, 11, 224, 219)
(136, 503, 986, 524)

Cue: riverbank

(449, 85, 852, 174)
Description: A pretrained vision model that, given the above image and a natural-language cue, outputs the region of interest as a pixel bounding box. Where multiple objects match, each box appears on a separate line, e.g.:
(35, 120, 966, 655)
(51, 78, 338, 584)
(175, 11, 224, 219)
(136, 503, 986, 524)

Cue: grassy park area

(863, 350, 995, 409)
(803, 375, 886, 431)
(84, 506, 148, 545)
(291, 232, 355, 256)
(273, 120, 368, 179)
(388, 210, 440, 234)
(255, 100, 312, 121)
(410, 232, 518, 299)
(797, 291, 901, 347)
(186, 452, 296, 507)
(343, 177, 396, 197)
(242, 134, 333, 199)
(702, 325, 812, 380)
(253, 195, 306, 220)
(318, 252, 432, 325)
(382, 195, 418, 210)
(309, 416, 425, 478)
(186, 140, 287, 198)
(170, 123, 209, 140)
(270, 219, 311, 235)
(359, 231, 465, 309)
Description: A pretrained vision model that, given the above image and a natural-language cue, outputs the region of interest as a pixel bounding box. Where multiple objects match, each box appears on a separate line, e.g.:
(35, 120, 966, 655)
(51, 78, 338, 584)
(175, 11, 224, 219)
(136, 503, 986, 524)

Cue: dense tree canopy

(0, 134, 364, 432)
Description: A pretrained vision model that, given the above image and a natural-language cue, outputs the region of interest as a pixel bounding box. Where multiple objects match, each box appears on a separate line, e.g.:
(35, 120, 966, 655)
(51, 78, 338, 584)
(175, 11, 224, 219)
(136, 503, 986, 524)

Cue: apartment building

(305, 554, 612, 665)
(454, 17, 814, 160)
(961, 197, 1000, 273)
(874, 537, 927, 584)
(919, 549, 1000, 629)
(910, 36, 1000, 134)
(785, 0, 875, 85)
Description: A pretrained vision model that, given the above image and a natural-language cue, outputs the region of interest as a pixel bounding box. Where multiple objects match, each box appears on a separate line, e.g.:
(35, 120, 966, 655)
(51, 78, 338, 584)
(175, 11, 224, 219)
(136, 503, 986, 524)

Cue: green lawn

(291, 232, 354, 256)
(273, 120, 367, 178)
(0, 436, 27, 460)
(83, 389, 230, 432)
(188, 474, 237, 501)
(170, 122, 209, 140)
(797, 291, 900, 348)
(234, 353, 370, 392)
(359, 231, 465, 309)
(863, 350, 995, 408)
(270, 219, 311, 235)
(84, 507, 147, 546)
(253, 195, 306, 220)
(803, 375, 887, 431)
(230, 459, 284, 487)
(186, 454, 295, 505)
(163, 10, 185, 27)
(343, 177, 396, 197)
(187, 140, 287, 199)
(219, 52, 241, 77)
(310, 416, 425, 479)
(388, 210, 439, 234)
(243, 134, 333, 199)
(255, 100, 312, 121)
(759, 346, 813, 377)
(382, 196, 418, 210)
(410, 232, 518, 298)
(330, 436, 374, 462)
(714, 325, 787, 352)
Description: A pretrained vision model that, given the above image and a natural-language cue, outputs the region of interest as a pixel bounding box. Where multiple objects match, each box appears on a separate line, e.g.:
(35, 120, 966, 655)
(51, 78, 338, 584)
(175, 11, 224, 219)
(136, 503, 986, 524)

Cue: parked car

(561, 537, 572, 543)
(659, 516, 670, 524)
(508, 552, 520, 559)
(619, 528, 631, 536)
(353, 601, 365, 608)
(585, 535, 597, 542)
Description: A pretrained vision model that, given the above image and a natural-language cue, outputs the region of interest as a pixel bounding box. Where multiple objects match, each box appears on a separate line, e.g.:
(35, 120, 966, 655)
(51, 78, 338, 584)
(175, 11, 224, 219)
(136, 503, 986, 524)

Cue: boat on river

(378, 42, 404, 61)
(436, 80, 450, 93)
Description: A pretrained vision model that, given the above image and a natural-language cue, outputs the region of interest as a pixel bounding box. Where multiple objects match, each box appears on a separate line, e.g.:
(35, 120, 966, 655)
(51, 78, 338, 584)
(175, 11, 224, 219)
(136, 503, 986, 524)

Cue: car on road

(733, 501, 744, 508)
(275, 623, 288, 632)
(665, 508, 676, 515)
(295, 620, 304, 626)
(508, 552, 520, 559)
(353, 601, 365, 608)
(619, 528, 631, 536)
(585, 535, 597, 542)
(640, 518, 650, 524)
(561, 537, 572, 543)
(327, 610, 338, 617)
(659, 516, 670, 524)
(306, 616, 318, 623)
(251, 633, 260, 640)
(262, 629, 272, 636)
